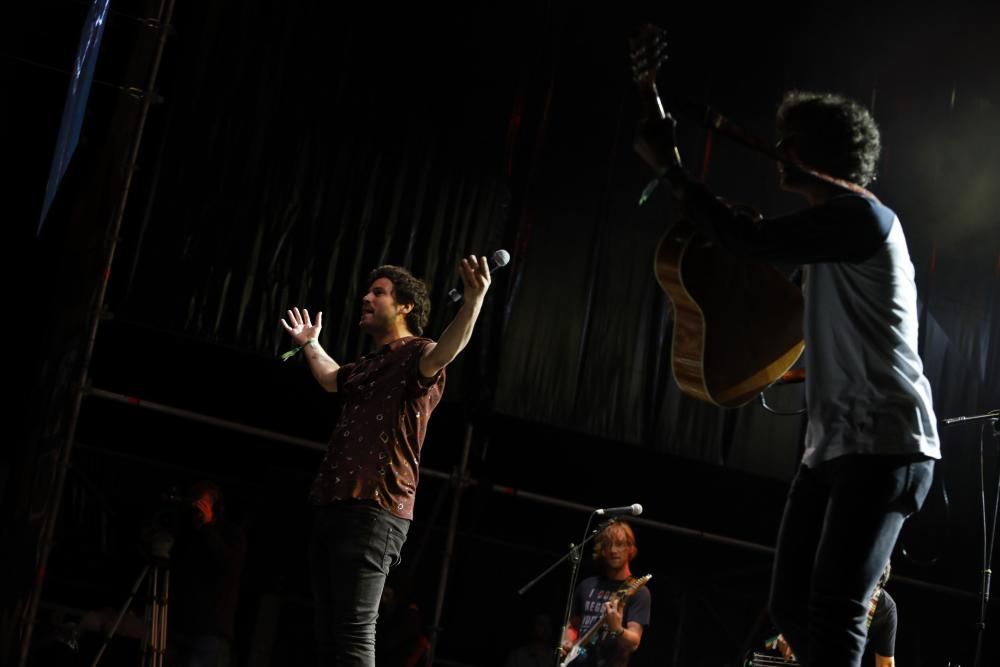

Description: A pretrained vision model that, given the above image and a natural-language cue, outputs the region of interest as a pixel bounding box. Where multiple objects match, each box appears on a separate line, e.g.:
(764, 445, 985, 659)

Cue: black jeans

(309, 501, 410, 667)
(768, 454, 934, 667)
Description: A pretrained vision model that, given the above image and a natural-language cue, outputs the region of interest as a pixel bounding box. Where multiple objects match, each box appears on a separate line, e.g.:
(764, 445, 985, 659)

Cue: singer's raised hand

(418, 256, 492, 378)
(281, 306, 323, 346)
(459, 255, 491, 306)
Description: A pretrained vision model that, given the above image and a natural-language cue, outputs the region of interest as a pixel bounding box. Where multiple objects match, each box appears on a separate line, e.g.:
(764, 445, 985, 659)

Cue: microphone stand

(516, 514, 616, 667)
(940, 409, 999, 667)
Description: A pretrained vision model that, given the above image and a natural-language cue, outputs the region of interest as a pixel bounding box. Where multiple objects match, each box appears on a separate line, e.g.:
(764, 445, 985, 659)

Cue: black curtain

(105, 3, 998, 478)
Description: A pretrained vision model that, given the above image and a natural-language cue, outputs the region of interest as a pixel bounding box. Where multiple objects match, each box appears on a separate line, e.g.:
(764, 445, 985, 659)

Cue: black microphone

(595, 503, 643, 517)
(448, 249, 510, 303)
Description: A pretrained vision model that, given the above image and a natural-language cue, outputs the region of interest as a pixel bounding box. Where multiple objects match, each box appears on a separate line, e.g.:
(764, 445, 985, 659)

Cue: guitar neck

(638, 79, 669, 123)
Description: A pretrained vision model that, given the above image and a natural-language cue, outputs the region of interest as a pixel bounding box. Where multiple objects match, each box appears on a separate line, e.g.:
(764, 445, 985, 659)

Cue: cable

(758, 389, 806, 417)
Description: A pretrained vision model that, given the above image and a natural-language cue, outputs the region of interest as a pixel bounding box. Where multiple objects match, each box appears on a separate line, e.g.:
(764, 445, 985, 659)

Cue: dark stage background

(5, 1, 1000, 666)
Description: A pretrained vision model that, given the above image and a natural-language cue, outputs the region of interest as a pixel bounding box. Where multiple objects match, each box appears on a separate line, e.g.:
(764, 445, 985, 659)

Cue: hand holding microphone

(448, 249, 510, 303)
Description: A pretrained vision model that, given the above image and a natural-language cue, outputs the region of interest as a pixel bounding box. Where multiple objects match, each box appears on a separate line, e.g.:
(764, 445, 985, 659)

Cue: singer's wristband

(280, 338, 318, 362)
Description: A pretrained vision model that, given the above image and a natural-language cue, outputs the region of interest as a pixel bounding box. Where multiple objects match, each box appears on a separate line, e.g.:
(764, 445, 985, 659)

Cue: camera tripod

(90, 531, 174, 667)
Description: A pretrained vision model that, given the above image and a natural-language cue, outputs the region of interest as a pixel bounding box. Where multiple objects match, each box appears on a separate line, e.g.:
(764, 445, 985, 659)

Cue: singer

(280, 257, 491, 667)
(561, 521, 650, 667)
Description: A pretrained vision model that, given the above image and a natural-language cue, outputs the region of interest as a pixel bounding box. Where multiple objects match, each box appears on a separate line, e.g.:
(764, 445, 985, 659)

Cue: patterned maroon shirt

(309, 336, 445, 519)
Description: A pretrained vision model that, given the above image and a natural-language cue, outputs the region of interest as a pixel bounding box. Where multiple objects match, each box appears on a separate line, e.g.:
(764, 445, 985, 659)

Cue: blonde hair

(592, 521, 638, 563)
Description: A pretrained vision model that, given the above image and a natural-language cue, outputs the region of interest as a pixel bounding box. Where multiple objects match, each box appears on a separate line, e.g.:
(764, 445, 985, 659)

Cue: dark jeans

(310, 501, 410, 667)
(768, 453, 934, 667)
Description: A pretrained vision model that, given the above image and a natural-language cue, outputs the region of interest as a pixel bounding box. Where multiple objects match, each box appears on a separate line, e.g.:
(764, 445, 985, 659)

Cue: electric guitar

(630, 25, 804, 407)
(560, 574, 652, 667)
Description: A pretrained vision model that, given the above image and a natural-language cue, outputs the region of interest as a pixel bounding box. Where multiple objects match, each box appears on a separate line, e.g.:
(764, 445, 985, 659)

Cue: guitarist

(635, 84, 938, 667)
(561, 521, 650, 667)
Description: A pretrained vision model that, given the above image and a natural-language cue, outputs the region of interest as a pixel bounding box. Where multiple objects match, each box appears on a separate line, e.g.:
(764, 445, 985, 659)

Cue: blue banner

(38, 0, 111, 235)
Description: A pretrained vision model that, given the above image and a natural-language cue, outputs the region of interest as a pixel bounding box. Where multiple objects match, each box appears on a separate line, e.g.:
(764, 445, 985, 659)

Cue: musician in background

(504, 614, 555, 667)
(561, 521, 650, 667)
(772, 561, 898, 667)
(169, 480, 247, 667)
(636, 88, 938, 667)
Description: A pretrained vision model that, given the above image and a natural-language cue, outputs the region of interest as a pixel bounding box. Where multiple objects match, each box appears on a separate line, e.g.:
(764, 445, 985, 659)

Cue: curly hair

(592, 521, 638, 563)
(776, 90, 881, 187)
(367, 265, 431, 336)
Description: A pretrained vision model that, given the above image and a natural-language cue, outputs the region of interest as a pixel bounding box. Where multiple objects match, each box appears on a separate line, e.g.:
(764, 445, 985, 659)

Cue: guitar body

(629, 25, 805, 407)
(560, 642, 586, 667)
(655, 220, 804, 407)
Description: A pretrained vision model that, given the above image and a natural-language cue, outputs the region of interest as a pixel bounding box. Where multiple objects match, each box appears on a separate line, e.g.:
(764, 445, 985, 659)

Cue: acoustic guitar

(630, 25, 804, 407)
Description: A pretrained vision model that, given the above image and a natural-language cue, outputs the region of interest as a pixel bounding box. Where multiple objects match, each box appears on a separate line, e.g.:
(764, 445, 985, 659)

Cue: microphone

(940, 409, 999, 426)
(595, 504, 643, 517)
(448, 249, 510, 303)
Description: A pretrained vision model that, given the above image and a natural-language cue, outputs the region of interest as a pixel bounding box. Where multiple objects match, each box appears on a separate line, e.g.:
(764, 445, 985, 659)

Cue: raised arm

(281, 307, 341, 392)
(418, 255, 492, 378)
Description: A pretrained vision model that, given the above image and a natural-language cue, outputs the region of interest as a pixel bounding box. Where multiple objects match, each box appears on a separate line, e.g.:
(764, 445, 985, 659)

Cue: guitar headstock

(629, 24, 680, 189)
(629, 25, 668, 88)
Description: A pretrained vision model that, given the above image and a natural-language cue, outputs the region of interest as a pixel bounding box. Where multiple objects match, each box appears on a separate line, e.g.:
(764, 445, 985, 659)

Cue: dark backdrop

(5, 1, 999, 666)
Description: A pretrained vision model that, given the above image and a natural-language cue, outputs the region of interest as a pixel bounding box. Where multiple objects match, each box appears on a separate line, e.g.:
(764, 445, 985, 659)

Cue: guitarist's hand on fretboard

(634, 113, 683, 177)
(629, 24, 688, 199)
(603, 597, 626, 637)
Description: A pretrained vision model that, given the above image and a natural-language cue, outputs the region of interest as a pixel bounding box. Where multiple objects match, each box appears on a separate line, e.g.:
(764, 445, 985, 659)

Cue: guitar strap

(865, 585, 884, 629)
